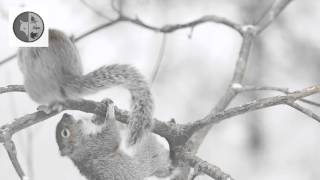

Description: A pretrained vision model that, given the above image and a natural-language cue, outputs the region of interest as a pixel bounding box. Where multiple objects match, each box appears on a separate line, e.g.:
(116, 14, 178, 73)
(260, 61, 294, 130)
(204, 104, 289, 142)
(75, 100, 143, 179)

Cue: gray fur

(18, 29, 153, 144)
(56, 105, 171, 180)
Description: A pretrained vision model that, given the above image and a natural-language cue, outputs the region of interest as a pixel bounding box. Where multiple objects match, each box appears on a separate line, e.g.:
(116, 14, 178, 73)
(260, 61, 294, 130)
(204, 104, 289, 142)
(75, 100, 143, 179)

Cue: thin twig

(172, 1, 295, 178)
(0, 54, 17, 66)
(235, 85, 289, 93)
(3, 140, 27, 180)
(0, 85, 25, 94)
(236, 85, 320, 107)
(299, 99, 320, 107)
(287, 102, 320, 123)
(256, 0, 294, 33)
(79, 0, 113, 20)
(186, 85, 320, 134)
(184, 0, 295, 153)
(184, 26, 256, 156)
(150, 33, 167, 85)
(182, 153, 234, 180)
(0, 13, 242, 66)
(2, 84, 320, 179)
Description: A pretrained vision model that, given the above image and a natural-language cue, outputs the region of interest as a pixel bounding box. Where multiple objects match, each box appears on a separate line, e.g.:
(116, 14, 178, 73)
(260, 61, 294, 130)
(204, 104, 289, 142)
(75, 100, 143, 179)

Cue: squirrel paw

(37, 102, 64, 114)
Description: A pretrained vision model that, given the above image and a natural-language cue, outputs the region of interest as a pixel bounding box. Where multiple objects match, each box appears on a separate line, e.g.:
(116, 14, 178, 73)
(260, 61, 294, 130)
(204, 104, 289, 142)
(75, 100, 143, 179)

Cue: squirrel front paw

(100, 98, 115, 120)
(37, 102, 64, 114)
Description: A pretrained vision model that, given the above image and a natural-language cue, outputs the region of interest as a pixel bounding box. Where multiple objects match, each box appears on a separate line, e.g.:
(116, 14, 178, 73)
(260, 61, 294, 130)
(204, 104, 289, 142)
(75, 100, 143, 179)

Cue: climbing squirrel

(56, 100, 172, 180)
(18, 29, 153, 145)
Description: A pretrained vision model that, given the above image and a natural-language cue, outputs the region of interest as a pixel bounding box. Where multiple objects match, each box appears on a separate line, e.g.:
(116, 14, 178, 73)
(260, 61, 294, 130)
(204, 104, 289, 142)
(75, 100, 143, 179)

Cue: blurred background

(1, 0, 320, 179)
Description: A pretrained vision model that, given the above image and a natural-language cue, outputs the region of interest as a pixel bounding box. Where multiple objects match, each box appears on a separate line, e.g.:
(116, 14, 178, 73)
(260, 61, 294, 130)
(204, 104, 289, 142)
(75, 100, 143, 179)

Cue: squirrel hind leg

(37, 101, 64, 114)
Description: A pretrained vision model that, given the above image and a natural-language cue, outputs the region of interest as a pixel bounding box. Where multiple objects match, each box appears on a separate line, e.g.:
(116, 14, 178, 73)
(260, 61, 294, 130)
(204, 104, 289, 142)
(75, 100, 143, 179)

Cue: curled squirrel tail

(65, 64, 154, 145)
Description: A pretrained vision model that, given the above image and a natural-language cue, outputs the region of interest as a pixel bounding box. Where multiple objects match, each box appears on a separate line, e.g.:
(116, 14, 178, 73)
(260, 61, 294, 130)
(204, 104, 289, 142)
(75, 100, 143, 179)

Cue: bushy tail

(64, 64, 154, 145)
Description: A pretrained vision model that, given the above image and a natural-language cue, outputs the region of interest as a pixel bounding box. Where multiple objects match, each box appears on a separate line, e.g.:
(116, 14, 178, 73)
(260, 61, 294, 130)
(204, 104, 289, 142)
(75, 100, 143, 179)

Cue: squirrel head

(56, 103, 121, 161)
(56, 113, 84, 158)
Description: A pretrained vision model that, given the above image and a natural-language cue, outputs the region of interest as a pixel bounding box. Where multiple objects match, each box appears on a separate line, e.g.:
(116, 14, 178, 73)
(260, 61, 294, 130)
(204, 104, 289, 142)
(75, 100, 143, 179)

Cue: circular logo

(13, 11, 44, 42)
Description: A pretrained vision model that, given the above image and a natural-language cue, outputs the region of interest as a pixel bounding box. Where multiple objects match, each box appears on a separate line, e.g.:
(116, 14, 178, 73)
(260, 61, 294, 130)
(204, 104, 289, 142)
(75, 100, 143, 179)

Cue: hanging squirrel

(56, 100, 172, 180)
(18, 29, 153, 145)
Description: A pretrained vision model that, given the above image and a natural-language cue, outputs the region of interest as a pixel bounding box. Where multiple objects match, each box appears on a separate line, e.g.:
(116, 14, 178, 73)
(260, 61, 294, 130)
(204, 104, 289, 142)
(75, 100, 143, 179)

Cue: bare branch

(183, 0, 295, 153)
(183, 26, 256, 159)
(79, 0, 113, 20)
(0, 54, 17, 66)
(121, 15, 243, 34)
(0, 85, 25, 94)
(171, 1, 296, 178)
(299, 99, 320, 107)
(150, 34, 167, 85)
(235, 85, 289, 93)
(0, 98, 173, 141)
(187, 85, 320, 133)
(236, 85, 320, 107)
(256, 0, 294, 33)
(3, 140, 27, 180)
(1, 12, 242, 66)
(181, 153, 234, 180)
(1, 84, 320, 179)
(287, 102, 320, 123)
(2, 84, 320, 148)
(76, 13, 243, 41)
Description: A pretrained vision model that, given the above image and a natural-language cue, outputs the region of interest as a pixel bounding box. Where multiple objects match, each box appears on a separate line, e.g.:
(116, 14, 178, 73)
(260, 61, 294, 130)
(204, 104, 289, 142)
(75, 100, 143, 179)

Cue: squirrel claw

(37, 102, 64, 114)
(106, 102, 115, 121)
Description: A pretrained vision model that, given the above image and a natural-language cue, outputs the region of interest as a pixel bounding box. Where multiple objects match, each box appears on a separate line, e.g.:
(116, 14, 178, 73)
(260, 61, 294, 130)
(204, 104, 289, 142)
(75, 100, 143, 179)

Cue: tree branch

(287, 102, 320, 123)
(79, 0, 113, 20)
(0, 1, 301, 179)
(181, 153, 234, 180)
(186, 85, 320, 134)
(0, 54, 17, 66)
(1, 85, 320, 179)
(150, 34, 167, 85)
(0, 11, 242, 66)
(172, 1, 295, 178)
(256, 0, 294, 33)
(235, 85, 320, 107)
(0, 85, 25, 94)
(3, 140, 27, 180)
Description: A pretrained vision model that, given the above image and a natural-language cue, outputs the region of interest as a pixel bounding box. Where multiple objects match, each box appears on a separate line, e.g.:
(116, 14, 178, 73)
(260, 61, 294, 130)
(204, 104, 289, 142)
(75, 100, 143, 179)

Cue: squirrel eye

(61, 129, 70, 138)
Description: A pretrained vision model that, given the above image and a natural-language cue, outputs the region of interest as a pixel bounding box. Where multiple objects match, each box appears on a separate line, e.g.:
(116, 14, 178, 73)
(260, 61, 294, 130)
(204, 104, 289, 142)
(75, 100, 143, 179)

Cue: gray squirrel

(56, 101, 172, 180)
(18, 29, 153, 145)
